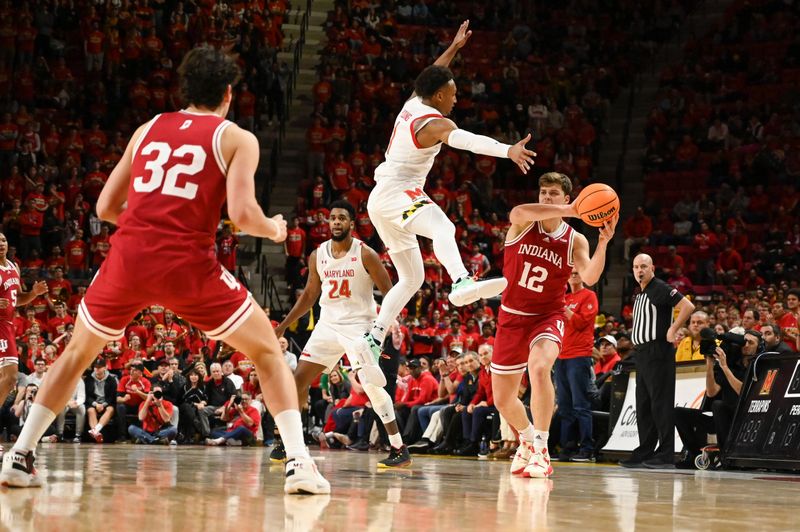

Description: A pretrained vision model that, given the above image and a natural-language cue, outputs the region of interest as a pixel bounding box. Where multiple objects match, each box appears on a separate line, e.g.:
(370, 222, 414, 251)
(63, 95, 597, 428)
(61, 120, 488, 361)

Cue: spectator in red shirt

(455, 344, 496, 456)
(18, 200, 43, 260)
(90, 224, 112, 272)
(47, 301, 74, 338)
(623, 207, 652, 261)
(394, 359, 439, 432)
(668, 267, 694, 295)
(594, 335, 621, 376)
(555, 270, 599, 461)
(128, 384, 177, 445)
(716, 245, 743, 285)
(116, 361, 152, 440)
(309, 211, 331, 249)
(693, 222, 719, 284)
(205, 391, 262, 446)
(236, 82, 257, 131)
(285, 216, 306, 288)
(411, 316, 436, 358)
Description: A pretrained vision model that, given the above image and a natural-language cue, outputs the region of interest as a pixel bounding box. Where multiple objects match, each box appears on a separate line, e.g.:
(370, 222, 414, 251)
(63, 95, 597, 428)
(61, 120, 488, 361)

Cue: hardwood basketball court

(0, 445, 797, 531)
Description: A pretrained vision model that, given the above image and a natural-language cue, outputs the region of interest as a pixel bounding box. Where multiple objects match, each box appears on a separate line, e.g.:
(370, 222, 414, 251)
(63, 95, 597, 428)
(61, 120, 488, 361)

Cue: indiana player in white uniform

(274, 201, 411, 468)
(353, 21, 536, 363)
(0, 233, 48, 458)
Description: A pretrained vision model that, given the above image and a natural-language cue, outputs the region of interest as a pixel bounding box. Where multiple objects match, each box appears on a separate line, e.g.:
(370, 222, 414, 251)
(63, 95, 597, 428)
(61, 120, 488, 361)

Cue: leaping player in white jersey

(353, 21, 536, 363)
(274, 201, 412, 468)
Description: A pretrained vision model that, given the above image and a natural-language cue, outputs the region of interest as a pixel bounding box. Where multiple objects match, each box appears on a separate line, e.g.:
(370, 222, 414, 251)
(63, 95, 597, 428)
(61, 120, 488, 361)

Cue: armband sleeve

(446, 129, 511, 158)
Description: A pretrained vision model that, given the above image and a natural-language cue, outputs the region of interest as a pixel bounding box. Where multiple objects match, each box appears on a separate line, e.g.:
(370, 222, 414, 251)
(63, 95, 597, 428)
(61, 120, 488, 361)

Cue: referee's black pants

(632, 341, 676, 463)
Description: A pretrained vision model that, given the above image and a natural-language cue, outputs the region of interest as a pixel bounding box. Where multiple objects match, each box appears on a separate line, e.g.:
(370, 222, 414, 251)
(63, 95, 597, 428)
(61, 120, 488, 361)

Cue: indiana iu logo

(0, 339, 8, 352)
(760, 369, 779, 396)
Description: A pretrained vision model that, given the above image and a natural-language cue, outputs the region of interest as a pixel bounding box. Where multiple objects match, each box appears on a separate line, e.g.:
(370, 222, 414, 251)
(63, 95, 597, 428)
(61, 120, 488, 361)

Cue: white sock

(389, 432, 403, 448)
(274, 410, 310, 460)
(14, 404, 57, 452)
(519, 424, 535, 443)
(94, 423, 103, 432)
(533, 430, 549, 453)
(370, 323, 388, 344)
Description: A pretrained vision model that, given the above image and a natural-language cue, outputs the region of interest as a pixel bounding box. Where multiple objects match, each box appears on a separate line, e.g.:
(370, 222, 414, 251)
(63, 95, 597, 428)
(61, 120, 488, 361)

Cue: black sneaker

(619, 459, 642, 468)
(377, 445, 412, 468)
(346, 440, 370, 452)
(642, 458, 675, 470)
(270, 437, 286, 462)
(570, 449, 596, 463)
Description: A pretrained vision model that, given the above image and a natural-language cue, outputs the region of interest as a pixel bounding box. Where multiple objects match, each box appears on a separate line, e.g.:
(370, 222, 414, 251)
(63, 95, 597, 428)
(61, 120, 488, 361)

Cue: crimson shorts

(0, 321, 18, 366)
(491, 308, 566, 375)
(80, 250, 253, 342)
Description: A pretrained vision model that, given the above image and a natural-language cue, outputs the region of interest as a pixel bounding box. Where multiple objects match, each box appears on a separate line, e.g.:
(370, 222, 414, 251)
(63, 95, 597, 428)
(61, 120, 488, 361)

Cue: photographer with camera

(127, 385, 177, 445)
(674, 327, 762, 466)
(205, 392, 261, 446)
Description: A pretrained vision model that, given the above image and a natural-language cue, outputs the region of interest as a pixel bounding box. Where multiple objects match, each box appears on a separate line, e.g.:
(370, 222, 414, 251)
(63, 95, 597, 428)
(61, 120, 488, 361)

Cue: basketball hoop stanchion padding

(723, 352, 800, 471)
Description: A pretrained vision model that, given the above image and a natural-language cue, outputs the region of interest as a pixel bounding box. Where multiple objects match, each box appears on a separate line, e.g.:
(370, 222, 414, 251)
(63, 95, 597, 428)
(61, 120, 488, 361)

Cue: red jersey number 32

(133, 142, 206, 200)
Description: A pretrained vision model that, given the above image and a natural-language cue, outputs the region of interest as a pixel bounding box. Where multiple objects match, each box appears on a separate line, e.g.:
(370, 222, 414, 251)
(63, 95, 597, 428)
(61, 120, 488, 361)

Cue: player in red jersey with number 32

(491, 172, 617, 478)
(0, 47, 329, 495)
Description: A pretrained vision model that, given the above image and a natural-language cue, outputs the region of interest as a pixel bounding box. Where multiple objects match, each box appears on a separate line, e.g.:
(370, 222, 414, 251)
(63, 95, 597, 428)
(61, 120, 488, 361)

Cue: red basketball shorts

(0, 321, 18, 366)
(79, 249, 253, 341)
(491, 308, 566, 375)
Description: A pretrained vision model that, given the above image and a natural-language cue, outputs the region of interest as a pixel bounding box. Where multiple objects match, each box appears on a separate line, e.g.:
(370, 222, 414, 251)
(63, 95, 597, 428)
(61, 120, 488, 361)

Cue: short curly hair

(177, 46, 241, 109)
(414, 65, 454, 99)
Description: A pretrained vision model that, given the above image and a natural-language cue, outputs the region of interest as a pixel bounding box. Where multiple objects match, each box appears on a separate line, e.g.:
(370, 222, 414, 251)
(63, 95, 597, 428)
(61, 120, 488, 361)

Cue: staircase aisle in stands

(254, 0, 333, 312)
(598, 0, 736, 313)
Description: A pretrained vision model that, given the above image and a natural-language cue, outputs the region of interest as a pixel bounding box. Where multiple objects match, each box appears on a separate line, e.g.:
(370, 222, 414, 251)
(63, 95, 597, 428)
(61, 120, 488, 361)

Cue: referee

(621, 254, 694, 469)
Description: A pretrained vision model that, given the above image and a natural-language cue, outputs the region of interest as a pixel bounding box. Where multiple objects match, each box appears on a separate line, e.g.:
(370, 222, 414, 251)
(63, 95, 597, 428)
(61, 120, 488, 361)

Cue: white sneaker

(205, 437, 225, 446)
(449, 277, 508, 306)
(523, 448, 554, 478)
(284, 456, 331, 495)
(510, 441, 533, 475)
(0, 449, 43, 488)
(226, 439, 242, 447)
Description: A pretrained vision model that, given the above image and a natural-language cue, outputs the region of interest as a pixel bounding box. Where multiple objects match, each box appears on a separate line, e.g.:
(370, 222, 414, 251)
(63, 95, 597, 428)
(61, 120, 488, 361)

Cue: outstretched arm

(417, 119, 536, 174)
(432, 20, 472, 69)
(509, 202, 579, 226)
(16, 281, 48, 307)
(274, 250, 322, 338)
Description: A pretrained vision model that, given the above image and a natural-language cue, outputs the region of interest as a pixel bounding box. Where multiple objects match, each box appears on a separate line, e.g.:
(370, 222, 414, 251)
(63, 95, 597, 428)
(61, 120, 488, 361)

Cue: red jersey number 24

(133, 142, 206, 200)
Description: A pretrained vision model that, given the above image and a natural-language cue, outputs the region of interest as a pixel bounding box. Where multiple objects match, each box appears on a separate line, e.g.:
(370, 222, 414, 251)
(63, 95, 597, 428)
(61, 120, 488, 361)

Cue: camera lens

(153, 390, 163, 399)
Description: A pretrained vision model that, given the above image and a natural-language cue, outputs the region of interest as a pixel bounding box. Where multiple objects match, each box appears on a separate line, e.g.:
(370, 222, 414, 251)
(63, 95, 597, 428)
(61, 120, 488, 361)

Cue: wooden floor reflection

(1, 445, 799, 531)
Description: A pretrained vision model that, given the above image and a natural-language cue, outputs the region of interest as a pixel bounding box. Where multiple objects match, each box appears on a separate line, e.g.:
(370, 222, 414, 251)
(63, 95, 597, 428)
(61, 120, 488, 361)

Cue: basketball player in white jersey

(352, 21, 536, 363)
(274, 201, 411, 468)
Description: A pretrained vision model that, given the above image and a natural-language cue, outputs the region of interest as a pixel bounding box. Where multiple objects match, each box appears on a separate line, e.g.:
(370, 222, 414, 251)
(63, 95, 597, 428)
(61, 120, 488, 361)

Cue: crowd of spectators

(627, 0, 799, 298)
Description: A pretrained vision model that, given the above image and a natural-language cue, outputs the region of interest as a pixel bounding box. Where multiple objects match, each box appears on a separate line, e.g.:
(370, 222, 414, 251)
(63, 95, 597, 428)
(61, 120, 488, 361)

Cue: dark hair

(789, 288, 800, 299)
(34, 357, 46, 365)
(745, 307, 760, 321)
(414, 65, 454, 99)
(329, 200, 355, 220)
(763, 323, 782, 338)
(177, 46, 241, 109)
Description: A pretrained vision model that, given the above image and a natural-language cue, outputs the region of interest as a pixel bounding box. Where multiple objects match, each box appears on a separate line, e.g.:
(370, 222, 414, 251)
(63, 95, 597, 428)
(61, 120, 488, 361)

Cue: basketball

(574, 183, 620, 227)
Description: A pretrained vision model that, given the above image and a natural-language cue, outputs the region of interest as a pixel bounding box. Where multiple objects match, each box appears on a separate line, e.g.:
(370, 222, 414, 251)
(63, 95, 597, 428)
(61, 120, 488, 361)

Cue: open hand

(598, 214, 619, 243)
(32, 281, 48, 296)
(508, 134, 537, 174)
(450, 20, 472, 50)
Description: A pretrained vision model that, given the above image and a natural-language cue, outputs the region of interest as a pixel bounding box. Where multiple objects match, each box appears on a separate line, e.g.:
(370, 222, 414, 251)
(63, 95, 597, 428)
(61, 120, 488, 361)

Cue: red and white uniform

(492, 221, 575, 375)
(368, 97, 443, 253)
(80, 111, 253, 341)
(0, 260, 21, 365)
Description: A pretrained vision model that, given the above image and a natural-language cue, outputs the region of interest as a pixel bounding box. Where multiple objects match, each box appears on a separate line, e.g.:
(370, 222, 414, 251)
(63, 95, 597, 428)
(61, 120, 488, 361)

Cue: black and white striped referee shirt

(631, 277, 685, 345)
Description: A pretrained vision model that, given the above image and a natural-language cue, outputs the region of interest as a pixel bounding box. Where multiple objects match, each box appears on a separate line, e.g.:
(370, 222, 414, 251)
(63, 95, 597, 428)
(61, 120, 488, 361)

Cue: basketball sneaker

(449, 277, 508, 307)
(270, 437, 287, 462)
(353, 333, 382, 363)
(378, 445, 412, 468)
(0, 449, 43, 488)
(523, 448, 554, 478)
(510, 441, 534, 475)
(284, 457, 331, 495)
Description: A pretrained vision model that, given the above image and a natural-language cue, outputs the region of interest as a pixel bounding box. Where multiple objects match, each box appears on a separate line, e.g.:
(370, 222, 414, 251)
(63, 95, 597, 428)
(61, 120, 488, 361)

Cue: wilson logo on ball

(587, 206, 617, 221)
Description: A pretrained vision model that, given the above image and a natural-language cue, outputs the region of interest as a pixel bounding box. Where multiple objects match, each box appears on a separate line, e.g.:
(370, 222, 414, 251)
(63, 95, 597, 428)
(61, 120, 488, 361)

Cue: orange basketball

(574, 183, 620, 227)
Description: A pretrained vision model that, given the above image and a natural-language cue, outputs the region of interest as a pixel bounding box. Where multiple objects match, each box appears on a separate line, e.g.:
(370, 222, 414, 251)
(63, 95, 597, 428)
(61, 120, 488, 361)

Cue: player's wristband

(447, 129, 511, 158)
